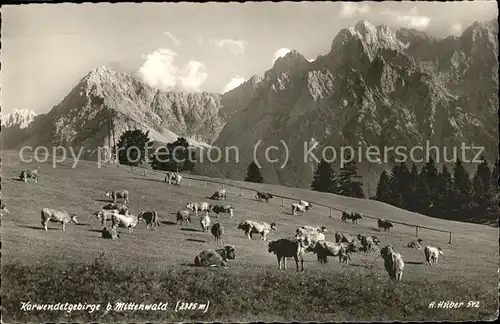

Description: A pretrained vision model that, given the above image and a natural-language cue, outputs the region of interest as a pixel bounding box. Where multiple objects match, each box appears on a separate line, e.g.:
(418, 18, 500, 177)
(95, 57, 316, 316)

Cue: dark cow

(194, 246, 236, 267)
(138, 210, 160, 231)
(255, 191, 274, 203)
(341, 211, 363, 224)
(378, 219, 394, 232)
(211, 223, 224, 245)
(268, 237, 309, 272)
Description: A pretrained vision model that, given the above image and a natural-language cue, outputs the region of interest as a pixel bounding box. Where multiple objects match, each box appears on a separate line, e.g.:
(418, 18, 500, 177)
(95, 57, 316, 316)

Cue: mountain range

(2, 20, 498, 195)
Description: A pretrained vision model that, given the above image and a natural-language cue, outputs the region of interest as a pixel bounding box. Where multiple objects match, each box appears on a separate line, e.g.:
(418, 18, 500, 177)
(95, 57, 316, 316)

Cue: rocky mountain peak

(271, 49, 310, 74)
(2, 108, 38, 129)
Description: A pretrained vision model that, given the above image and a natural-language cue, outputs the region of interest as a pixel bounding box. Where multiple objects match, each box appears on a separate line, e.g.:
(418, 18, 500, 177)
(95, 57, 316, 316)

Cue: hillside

(1, 149, 497, 321)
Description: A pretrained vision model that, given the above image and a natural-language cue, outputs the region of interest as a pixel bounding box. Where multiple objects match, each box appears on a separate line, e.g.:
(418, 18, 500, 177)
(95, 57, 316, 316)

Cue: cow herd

(16, 169, 447, 281)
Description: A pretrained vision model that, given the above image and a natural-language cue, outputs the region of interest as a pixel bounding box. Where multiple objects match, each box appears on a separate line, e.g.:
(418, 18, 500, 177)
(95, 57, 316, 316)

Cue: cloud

(207, 38, 248, 55)
(137, 48, 178, 91)
(272, 48, 291, 64)
(137, 48, 207, 92)
(450, 23, 463, 35)
(222, 76, 246, 93)
(340, 3, 370, 17)
(382, 7, 431, 30)
(163, 31, 181, 46)
(179, 61, 208, 92)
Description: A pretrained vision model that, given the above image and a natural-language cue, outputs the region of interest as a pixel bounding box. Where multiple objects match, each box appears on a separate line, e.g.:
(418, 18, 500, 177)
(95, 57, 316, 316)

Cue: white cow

(238, 220, 277, 241)
(186, 202, 211, 217)
(41, 208, 78, 231)
(95, 209, 119, 226)
(291, 203, 307, 216)
(200, 214, 211, 232)
(380, 245, 404, 281)
(105, 189, 129, 204)
(424, 246, 444, 265)
(111, 213, 140, 234)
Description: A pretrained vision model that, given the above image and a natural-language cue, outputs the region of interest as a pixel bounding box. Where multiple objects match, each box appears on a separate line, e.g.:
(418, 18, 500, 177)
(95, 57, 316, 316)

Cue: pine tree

(245, 161, 264, 183)
(434, 165, 454, 218)
(375, 170, 391, 203)
(338, 160, 364, 198)
(387, 164, 404, 208)
(115, 129, 152, 167)
(471, 157, 491, 216)
(311, 159, 339, 193)
(407, 164, 419, 211)
(421, 157, 439, 213)
(414, 171, 432, 215)
(452, 158, 472, 219)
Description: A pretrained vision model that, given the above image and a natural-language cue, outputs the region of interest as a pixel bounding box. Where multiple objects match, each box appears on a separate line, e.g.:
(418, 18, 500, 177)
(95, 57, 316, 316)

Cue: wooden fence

(136, 166, 453, 244)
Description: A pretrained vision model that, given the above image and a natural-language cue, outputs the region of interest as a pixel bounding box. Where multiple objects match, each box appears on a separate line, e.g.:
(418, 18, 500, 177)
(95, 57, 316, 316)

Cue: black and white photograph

(1, 1, 499, 322)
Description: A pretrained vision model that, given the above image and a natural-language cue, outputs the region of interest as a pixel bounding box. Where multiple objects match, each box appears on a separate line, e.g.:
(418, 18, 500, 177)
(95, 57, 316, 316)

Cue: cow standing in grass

(380, 245, 404, 281)
(268, 236, 310, 272)
(105, 190, 129, 204)
(138, 211, 160, 231)
(41, 208, 78, 231)
(176, 210, 191, 226)
(111, 213, 140, 234)
(378, 219, 393, 232)
(255, 191, 273, 203)
(211, 223, 224, 245)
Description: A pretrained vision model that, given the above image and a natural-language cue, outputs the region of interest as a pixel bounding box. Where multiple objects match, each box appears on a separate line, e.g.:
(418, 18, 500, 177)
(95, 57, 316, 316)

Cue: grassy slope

(1, 150, 498, 321)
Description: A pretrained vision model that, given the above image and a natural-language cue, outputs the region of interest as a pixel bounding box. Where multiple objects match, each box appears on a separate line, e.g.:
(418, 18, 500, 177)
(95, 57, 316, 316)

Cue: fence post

(222, 184, 225, 190)
(448, 232, 452, 244)
(281, 197, 284, 207)
(329, 208, 332, 218)
(240, 188, 243, 197)
(415, 226, 419, 237)
(204, 181, 207, 188)
(188, 178, 191, 186)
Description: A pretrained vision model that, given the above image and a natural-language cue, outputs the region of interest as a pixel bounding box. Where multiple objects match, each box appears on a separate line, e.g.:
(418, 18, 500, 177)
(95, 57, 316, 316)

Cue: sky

(1, 1, 497, 115)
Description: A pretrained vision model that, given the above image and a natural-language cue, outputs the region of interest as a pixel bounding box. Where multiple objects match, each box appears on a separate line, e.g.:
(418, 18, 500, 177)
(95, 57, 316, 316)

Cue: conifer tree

(244, 161, 264, 183)
(311, 159, 339, 193)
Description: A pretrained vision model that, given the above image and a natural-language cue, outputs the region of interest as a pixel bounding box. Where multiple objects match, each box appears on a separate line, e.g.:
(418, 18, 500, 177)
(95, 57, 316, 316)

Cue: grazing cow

(357, 234, 378, 253)
(291, 203, 307, 216)
(378, 219, 394, 232)
(111, 213, 140, 234)
(380, 245, 404, 281)
(296, 226, 327, 251)
(210, 189, 227, 201)
(312, 240, 351, 263)
(186, 202, 212, 217)
(41, 208, 78, 231)
(20, 170, 39, 183)
(105, 189, 129, 204)
(341, 211, 363, 224)
(101, 226, 119, 239)
(237, 220, 276, 241)
(299, 200, 312, 210)
(255, 191, 273, 203)
(424, 246, 444, 265)
(211, 223, 224, 245)
(299, 225, 327, 234)
(200, 214, 211, 232)
(407, 239, 423, 250)
(194, 246, 236, 267)
(211, 204, 234, 219)
(268, 237, 310, 272)
(176, 210, 192, 226)
(335, 231, 357, 244)
(102, 203, 129, 215)
(137, 211, 160, 231)
(165, 172, 183, 185)
(0, 202, 9, 217)
(95, 209, 119, 226)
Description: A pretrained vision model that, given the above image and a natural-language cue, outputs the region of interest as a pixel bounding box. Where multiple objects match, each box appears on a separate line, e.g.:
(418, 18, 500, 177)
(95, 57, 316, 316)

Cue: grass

(1, 150, 498, 321)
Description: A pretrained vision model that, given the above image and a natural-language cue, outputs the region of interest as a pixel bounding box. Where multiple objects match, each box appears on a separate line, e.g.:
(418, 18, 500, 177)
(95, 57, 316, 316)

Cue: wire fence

(125, 164, 454, 245)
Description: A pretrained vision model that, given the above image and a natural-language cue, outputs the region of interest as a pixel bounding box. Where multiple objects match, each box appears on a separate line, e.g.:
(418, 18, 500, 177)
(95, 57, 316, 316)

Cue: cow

(380, 245, 404, 281)
(101, 226, 119, 239)
(378, 219, 394, 232)
(105, 189, 129, 204)
(200, 214, 211, 232)
(186, 202, 212, 217)
(20, 170, 39, 183)
(357, 234, 378, 253)
(0, 202, 9, 217)
(255, 191, 273, 203)
(291, 203, 307, 216)
(299, 225, 327, 234)
(335, 232, 357, 244)
(312, 240, 347, 263)
(194, 246, 236, 267)
(165, 172, 183, 185)
(296, 228, 326, 253)
(111, 213, 140, 234)
(424, 246, 444, 265)
(341, 211, 363, 224)
(137, 211, 160, 231)
(176, 210, 192, 226)
(299, 200, 312, 210)
(211, 223, 224, 245)
(94, 209, 119, 226)
(210, 189, 227, 201)
(237, 220, 276, 241)
(102, 203, 129, 215)
(41, 208, 78, 231)
(268, 237, 310, 272)
(407, 239, 423, 250)
(211, 204, 234, 219)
